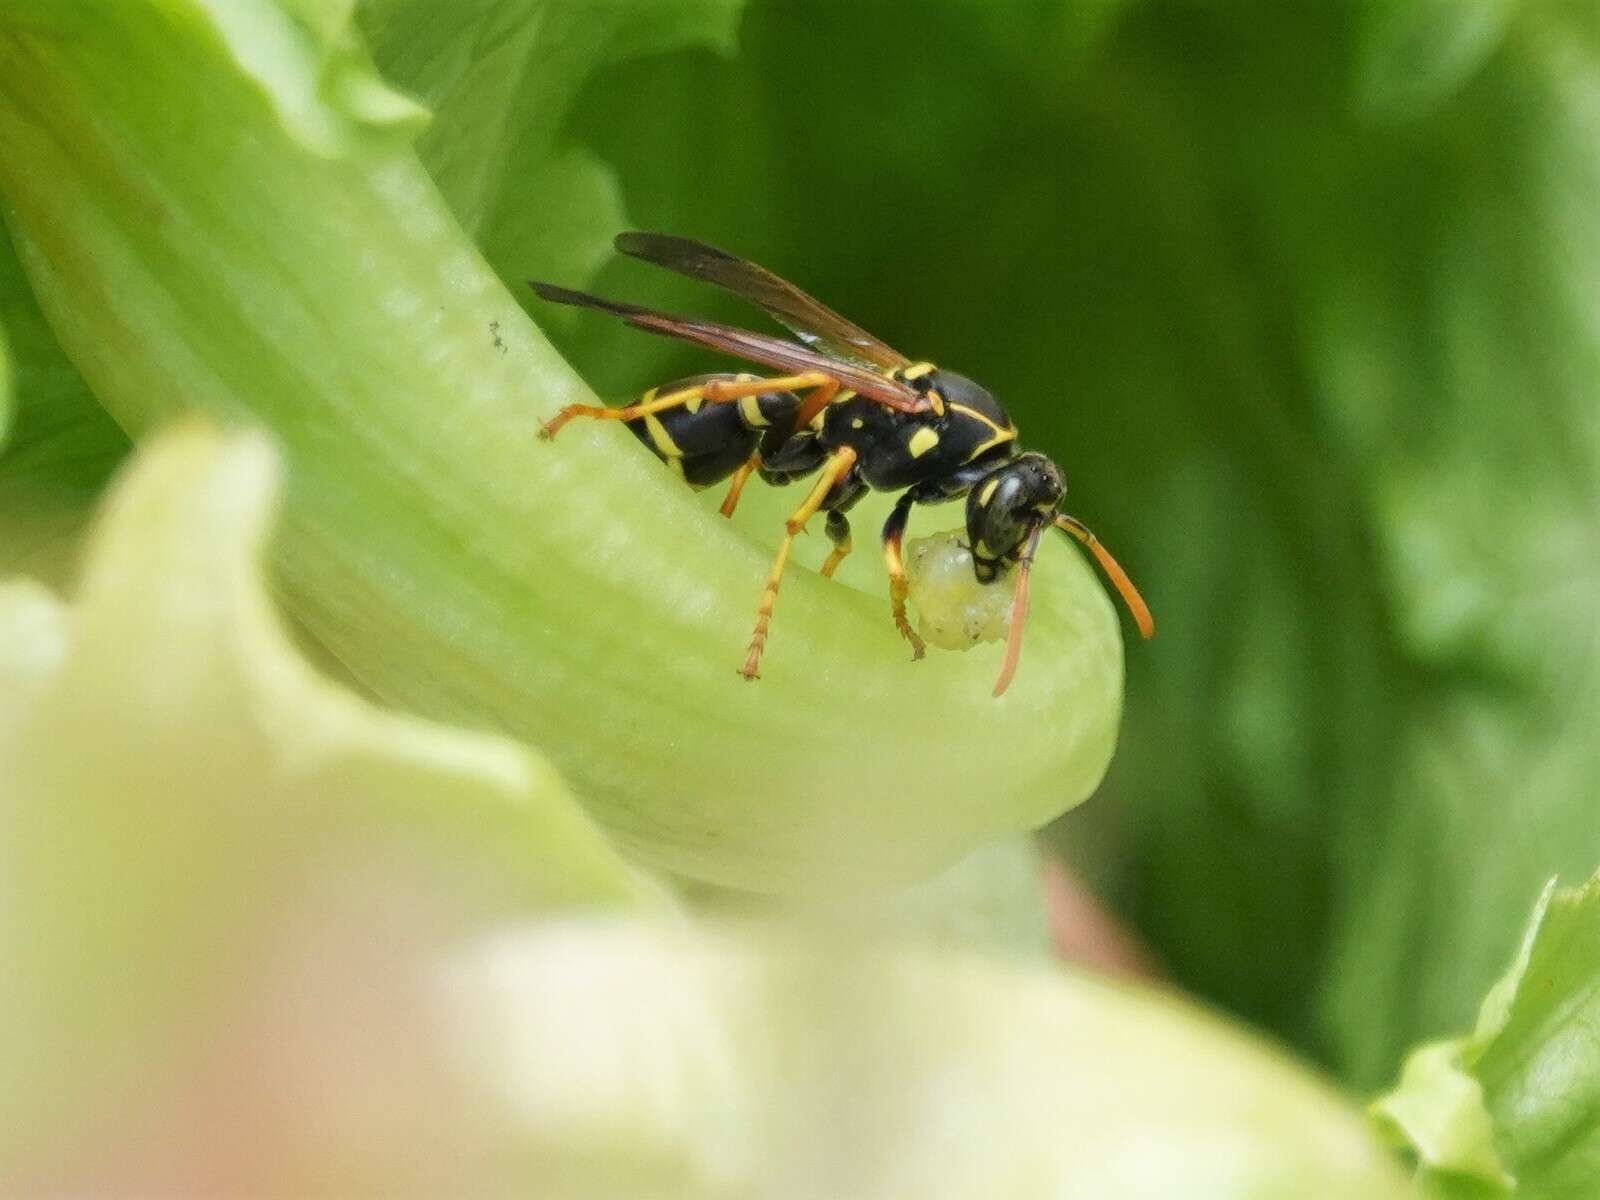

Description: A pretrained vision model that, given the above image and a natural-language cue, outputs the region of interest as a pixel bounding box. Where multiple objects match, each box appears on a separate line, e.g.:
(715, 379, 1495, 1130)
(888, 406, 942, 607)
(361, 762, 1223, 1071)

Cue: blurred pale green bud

(431, 919, 1412, 1200)
(0, 424, 657, 1176)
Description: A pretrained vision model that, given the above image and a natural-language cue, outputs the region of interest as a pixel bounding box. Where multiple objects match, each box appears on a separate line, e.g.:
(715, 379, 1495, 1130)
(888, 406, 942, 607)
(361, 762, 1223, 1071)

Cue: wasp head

(965, 452, 1065, 583)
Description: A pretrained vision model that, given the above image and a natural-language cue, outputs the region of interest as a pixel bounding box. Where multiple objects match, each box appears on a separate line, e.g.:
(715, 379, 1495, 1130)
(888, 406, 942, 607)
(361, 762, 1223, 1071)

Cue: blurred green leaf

(359, 0, 742, 293)
(0, 304, 10, 447)
(0, 224, 128, 587)
(1353, 0, 1517, 119)
(1375, 873, 1600, 1199)
(0, 423, 658, 1175)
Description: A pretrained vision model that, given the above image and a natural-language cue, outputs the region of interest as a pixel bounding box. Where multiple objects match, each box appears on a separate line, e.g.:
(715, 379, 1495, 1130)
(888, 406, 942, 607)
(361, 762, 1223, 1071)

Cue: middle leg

(740, 446, 858, 679)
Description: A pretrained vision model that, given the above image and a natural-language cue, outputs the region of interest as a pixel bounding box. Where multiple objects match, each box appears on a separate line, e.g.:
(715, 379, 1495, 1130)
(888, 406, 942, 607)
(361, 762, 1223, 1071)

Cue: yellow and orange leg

(718, 454, 760, 517)
(793, 378, 842, 429)
(740, 446, 858, 680)
(538, 371, 836, 440)
(880, 495, 927, 659)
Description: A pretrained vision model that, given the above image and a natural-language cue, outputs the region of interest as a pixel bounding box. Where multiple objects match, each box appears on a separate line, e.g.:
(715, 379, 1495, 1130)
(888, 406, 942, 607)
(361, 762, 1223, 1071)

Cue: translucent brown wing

(613, 232, 912, 373)
(529, 282, 926, 411)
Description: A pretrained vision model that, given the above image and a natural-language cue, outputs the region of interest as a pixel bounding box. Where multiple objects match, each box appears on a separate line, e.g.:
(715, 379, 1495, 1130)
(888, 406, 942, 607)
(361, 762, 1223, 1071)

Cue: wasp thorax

(965, 452, 1065, 583)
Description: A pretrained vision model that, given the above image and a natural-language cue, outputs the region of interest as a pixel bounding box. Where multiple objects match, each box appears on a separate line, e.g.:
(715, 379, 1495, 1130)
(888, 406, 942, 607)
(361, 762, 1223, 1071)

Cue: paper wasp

(531, 233, 1153, 696)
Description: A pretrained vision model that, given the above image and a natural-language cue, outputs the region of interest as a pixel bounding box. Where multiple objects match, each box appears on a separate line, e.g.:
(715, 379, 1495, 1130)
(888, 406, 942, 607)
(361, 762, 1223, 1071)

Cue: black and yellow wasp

(532, 233, 1152, 696)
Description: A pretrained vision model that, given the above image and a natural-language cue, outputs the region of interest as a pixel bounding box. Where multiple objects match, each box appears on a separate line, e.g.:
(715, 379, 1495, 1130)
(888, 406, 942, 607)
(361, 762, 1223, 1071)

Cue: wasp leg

(793, 378, 841, 429)
(539, 382, 701, 439)
(540, 371, 834, 440)
(720, 376, 840, 517)
(880, 492, 928, 660)
(740, 446, 859, 680)
(704, 371, 834, 404)
(719, 453, 761, 517)
(820, 510, 853, 578)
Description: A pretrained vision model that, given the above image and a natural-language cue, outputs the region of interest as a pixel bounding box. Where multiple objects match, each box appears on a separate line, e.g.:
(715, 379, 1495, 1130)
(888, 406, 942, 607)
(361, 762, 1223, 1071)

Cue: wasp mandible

(532, 233, 1153, 696)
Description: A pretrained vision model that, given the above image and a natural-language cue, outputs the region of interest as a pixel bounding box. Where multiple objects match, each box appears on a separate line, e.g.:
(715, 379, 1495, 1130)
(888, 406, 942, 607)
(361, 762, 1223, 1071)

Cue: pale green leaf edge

(191, 0, 429, 154)
(1369, 875, 1566, 1191)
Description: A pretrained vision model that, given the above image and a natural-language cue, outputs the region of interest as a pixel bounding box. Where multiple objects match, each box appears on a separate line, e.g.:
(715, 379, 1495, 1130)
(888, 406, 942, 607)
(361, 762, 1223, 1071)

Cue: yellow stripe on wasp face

(978, 478, 1000, 507)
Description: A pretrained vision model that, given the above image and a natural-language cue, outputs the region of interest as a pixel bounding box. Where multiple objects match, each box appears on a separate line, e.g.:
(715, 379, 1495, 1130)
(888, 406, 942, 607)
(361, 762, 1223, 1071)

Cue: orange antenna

(992, 524, 1045, 698)
(1053, 514, 1155, 640)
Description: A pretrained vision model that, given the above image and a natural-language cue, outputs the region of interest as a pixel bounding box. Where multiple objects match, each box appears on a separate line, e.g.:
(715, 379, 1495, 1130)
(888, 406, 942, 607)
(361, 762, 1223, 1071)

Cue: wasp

(531, 233, 1153, 696)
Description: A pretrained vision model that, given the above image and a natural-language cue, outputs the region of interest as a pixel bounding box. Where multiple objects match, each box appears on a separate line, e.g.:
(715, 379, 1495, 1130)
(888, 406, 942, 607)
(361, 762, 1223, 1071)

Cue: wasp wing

(529, 282, 926, 411)
(613, 232, 912, 373)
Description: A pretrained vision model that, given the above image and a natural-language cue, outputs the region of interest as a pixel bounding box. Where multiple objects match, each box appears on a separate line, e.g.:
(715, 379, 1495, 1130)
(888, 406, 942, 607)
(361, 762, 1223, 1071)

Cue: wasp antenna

(993, 524, 1046, 698)
(1053, 514, 1154, 640)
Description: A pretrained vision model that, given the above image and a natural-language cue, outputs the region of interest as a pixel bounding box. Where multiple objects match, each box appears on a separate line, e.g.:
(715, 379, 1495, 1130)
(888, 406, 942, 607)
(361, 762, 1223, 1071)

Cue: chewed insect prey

(531, 232, 1153, 697)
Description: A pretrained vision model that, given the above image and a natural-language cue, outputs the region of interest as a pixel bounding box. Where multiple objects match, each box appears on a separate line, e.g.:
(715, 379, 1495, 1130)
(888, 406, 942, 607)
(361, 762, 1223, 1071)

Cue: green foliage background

(500, 0, 1600, 1089)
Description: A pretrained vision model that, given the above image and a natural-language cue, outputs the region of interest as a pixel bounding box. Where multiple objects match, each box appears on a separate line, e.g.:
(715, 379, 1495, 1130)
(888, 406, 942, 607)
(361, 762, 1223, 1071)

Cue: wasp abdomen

(624, 373, 799, 490)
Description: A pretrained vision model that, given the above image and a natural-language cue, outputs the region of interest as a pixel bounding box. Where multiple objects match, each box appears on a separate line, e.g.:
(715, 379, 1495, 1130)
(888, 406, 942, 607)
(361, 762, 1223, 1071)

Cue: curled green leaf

(192, 0, 429, 153)
(1373, 874, 1600, 1198)
(1371, 1042, 1514, 1192)
(0, 2, 1123, 893)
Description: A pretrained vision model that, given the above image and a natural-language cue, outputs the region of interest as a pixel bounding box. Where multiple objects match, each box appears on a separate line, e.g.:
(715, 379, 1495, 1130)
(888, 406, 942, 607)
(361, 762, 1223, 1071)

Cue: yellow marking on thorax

(901, 362, 937, 380)
(908, 426, 940, 458)
(685, 395, 704, 414)
(642, 412, 682, 458)
(951, 402, 1018, 461)
(739, 394, 769, 427)
(978, 478, 1000, 507)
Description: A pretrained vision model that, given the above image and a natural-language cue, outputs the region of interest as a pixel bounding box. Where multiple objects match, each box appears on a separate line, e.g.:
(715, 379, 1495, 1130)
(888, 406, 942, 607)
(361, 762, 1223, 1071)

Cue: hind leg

(539, 371, 832, 439)
(741, 447, 858, 680)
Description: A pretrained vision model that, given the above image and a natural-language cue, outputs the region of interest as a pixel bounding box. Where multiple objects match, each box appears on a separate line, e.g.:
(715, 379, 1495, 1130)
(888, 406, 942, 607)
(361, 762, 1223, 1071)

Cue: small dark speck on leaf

(490, 320, 507, 354)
